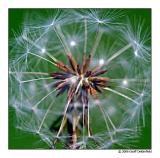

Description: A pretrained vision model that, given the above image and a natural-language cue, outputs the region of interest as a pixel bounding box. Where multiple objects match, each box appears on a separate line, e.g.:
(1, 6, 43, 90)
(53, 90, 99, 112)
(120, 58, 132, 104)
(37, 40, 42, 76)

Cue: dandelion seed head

(9, 9, 151, 149)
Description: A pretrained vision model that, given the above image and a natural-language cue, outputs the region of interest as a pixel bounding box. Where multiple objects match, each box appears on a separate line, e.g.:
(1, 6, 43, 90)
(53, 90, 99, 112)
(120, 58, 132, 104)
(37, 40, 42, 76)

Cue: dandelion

(9, 9, 151, 149)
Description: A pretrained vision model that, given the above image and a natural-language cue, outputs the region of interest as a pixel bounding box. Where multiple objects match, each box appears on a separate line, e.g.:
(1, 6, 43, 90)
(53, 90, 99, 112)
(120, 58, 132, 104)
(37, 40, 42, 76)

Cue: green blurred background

(9, 8, 151, 149)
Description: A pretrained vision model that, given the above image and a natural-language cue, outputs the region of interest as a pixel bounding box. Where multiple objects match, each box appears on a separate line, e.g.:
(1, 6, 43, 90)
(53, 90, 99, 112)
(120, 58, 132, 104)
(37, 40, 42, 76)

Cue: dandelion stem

(54, 25, 70, 54)
(9, 71, 49, 76)
(82, 102, 85, 143)
(29, 52, 56, 66)
(103, 87, 139, 105)
(37, 101, 53, 133)
(20, 77, 53, 83)
(101, 105, 116, 130)
(118, 86, 141, 95)
(46, 52, 58, 63)
(106, 43, 132, 64)
(110, 78, 149, 83)
(54, 99, 71, 144)
(97, 104, 113, 141)
(90, 29, 103, 56)
(84, 18, 87, 54)
(32, 88, 56, 109)
(87, 103, 91, 137)
(75, 78, 83, 94)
